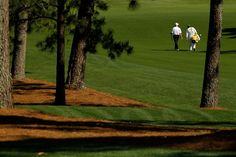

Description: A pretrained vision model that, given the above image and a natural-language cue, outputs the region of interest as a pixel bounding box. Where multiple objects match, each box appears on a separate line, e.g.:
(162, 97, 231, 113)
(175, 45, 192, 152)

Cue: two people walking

(171, 23, 201, 51)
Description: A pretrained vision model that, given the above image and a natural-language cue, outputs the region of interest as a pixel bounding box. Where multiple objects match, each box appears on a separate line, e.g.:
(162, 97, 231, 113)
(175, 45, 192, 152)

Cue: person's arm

(170, 32, 173, 41)
(186, 30, 189, 40)
(179, 28, 183, 39)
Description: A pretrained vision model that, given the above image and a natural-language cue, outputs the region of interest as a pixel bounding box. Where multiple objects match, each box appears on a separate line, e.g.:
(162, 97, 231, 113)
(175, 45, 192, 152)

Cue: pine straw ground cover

(0, 78, 236, 152)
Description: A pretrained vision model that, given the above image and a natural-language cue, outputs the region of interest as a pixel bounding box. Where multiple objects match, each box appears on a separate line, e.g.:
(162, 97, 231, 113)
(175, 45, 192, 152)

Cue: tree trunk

(55, 0, 66, 105)
(0, 0, 13, 108)
(11, 10, 28, 80)
(66, 0, 94, 89)
(200, 0, 223, 108)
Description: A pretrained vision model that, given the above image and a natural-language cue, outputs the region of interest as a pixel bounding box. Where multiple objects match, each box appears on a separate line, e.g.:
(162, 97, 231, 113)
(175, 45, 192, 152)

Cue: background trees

(10, 0, 29, 79)
(65, 0, 95, 89)
(55, 0, 66, 104)
(34, 0, 133, 91)
(66, 0, 133, 89)
(0, 0, 13, 108)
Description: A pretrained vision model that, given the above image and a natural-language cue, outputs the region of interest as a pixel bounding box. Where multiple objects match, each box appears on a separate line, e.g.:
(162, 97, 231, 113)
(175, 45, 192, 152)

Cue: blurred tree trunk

(66, 0, 94, 89)
(55, 0, 66, 105)
(0, 0, 13, 108)
(200, 0, 223, 108)
(11, 10, 28, 80)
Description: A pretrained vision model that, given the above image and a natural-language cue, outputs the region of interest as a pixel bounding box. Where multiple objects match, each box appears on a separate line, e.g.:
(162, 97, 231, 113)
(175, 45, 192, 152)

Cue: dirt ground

(0, 78, 236, 151)
(13, 78, 151, 107)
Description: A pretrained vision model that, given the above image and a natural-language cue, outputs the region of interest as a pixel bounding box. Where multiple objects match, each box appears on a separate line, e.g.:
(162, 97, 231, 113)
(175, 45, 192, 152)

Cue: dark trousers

(173, 35, 180, 50)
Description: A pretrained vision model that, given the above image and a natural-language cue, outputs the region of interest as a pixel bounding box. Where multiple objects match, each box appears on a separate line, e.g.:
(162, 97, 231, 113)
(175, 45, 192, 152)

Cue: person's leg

(173, 35, 179, 50)
(190, 40, 196, 51)
(193, 43, 196, 51)
(190, 41, 193, 51)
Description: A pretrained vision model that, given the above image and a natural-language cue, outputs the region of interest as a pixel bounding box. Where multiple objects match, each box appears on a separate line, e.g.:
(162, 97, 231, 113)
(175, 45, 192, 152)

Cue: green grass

(25, 0, 236, 109)
(19, 105, 236, 129)
(24, 0, 236, 129)
(1, 148, 236, 157)
(11, 0, 236, 156)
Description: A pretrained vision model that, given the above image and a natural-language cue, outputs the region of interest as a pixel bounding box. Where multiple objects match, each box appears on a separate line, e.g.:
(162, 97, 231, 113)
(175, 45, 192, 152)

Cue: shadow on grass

(223, 28, 236, 39)
(221, 28, 236, 54)
(151, 49, 206, 53)
(221, 50, 236, 54)
(151, 49, 189, 52)
(1, 114, 236, 154)
(151, 48, 236, 54)
(0, 131, 236, 155)
(0, 115, 198, 132)
(120, 120, 236, 128)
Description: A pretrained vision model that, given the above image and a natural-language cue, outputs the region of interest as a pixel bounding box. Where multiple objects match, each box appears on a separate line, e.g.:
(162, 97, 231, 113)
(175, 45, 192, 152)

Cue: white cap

(175, 22, 179, 26)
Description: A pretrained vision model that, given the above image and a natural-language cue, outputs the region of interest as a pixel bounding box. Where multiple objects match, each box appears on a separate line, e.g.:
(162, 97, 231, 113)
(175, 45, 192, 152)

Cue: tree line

(0, 0, 223, 109)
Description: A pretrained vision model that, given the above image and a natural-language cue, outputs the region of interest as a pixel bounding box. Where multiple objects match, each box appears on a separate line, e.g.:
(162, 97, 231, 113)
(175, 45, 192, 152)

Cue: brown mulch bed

(13, 78, 152, 107)
(0, 78, 235, 151)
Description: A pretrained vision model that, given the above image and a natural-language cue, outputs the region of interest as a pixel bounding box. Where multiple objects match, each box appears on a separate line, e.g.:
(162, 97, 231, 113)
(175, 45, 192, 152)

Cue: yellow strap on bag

(191, 34, 200, 43)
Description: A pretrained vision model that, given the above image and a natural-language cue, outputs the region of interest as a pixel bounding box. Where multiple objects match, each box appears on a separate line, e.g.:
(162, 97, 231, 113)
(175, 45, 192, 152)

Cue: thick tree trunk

(66, 0, 94, 89)
(0, 0, 13, 108)
(66, 39, 87, 89)
(11, 10, 28, 80)
(55, 0, 66, 105)
(200, 0, 223, 108)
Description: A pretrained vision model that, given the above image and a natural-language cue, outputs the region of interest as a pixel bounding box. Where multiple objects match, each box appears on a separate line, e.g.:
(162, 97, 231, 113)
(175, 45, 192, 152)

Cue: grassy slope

(24, 0, 236, 125)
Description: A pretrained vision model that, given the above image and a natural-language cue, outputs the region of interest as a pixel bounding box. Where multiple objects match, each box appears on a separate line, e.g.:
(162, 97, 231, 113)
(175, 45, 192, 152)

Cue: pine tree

(0, 0, 13, 108)
(200, 0, 223, 108)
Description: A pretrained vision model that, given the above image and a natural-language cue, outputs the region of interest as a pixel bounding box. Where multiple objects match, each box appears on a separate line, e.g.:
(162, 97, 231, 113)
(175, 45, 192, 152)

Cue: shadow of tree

(0, 130, 236, 153)
(120, 120, 236, 128)
(0, 115, 204, 132)
(222, 28, 236, 39)
(0, 114, 236, 153)
(221, 50, 236, 54)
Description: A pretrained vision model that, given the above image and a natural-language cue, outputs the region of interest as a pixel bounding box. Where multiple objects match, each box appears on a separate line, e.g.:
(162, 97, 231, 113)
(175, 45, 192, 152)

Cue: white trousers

(189, 40, 196, 51)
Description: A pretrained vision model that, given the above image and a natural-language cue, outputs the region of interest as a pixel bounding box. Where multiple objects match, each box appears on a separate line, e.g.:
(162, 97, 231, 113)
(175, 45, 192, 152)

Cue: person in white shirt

(186, 25, 200, 51)
(171, 22, 182, 51)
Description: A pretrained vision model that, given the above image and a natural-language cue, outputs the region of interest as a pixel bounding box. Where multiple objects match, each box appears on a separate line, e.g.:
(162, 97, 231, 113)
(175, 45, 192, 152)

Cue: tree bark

(0, 0, 13, 108)
(11, 10, 28, 80)
(66, 0, 94, 89)
(200, 0, 223, 108)
(55, 0, 66, 105)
